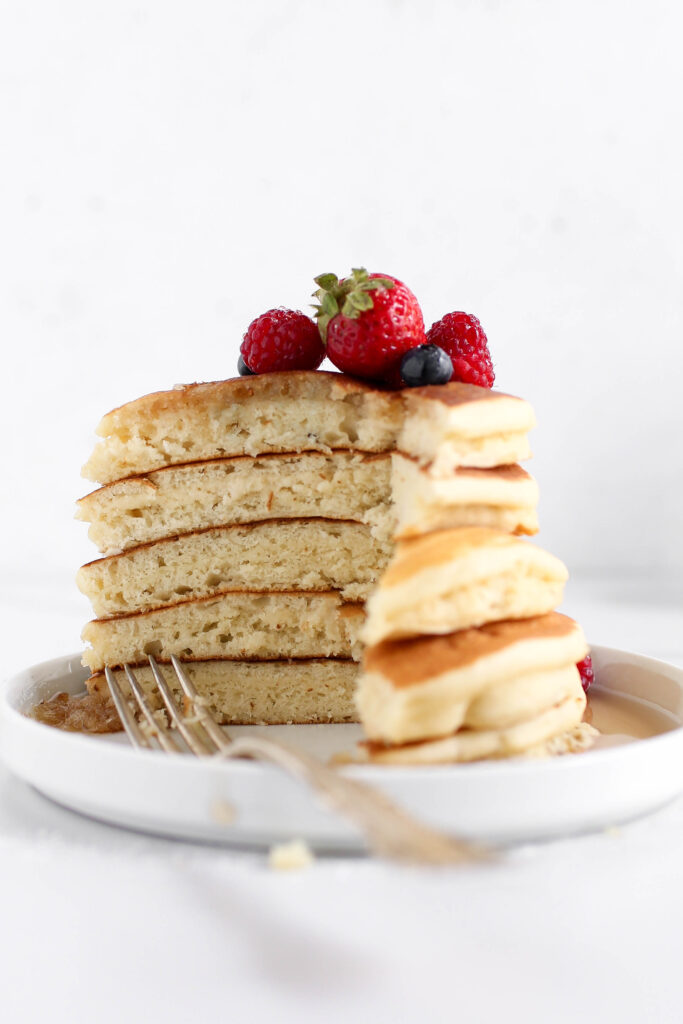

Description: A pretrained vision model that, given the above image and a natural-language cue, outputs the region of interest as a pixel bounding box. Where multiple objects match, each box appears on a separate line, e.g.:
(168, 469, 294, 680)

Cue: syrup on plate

(28, 685, 682, 753)
(30, 691, 121, 734)
(585, 687, 680, 750)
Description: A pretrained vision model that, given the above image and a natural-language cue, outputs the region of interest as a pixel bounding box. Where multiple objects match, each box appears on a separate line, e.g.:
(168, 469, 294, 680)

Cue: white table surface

(1, 575, 682, 1024)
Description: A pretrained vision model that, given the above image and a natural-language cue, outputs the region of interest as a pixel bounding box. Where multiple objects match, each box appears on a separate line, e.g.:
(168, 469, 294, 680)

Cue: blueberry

(400, 344, 453, 387)
(238, 354, 255, 376)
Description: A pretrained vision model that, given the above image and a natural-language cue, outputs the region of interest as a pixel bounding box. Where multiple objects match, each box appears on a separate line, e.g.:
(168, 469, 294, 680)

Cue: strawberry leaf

(313, 267, 395, 341)
(344, 291, 374, 315)
(314, 272, 338, 290)
(321, 292, 339, 317)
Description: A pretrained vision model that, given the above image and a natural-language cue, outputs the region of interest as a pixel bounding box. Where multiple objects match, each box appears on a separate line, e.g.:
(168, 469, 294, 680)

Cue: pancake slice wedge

(87, 658, 360, 725)
(363, 694, 591, 764)
(82, 371, 536, 485)
(77, 451, 394, 555)
(391, 455, 539, 539)
(357, 612, 588, 745)
(82, 591, 366, 672)
(362, 527, 568, 644)
(83, 372, 403, 484)
(399, 383, 536, 473)
(77, 518, 393, 616)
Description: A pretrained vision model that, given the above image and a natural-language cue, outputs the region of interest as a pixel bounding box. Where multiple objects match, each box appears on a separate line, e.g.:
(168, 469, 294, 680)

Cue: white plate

(1, 646, 683, 850)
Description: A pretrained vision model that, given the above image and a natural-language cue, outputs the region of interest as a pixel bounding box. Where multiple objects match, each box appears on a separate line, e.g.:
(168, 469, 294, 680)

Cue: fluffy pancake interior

(82, 372, 535, 484)
(87, 659, 360, 726)
(391, 454, 539, 539)
(83, 373, 403, 484)
(77, 452, 394, 555)
(78, 519, 393, 616)
(81, 591, 366, 672)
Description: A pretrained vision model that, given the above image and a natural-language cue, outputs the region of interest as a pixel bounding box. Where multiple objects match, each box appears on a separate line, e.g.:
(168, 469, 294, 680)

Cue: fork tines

(105, 655, 229, 756)
(104, 655, 492, 866)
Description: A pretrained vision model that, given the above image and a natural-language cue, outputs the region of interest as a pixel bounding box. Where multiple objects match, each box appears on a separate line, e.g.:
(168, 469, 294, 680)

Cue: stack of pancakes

(77, 371, 541, 727)
(358, 443, 592, 763)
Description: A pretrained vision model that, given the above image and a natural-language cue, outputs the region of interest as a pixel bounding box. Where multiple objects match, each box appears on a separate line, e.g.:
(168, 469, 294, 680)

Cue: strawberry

(312, 268, 425, 382)
(576, 654, 594, 693)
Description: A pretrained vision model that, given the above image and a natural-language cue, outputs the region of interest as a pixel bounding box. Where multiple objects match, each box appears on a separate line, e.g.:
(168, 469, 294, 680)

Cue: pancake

(75, 369, 570, 749)
(357, 612, 588, 745)
(399, 382, 535, 473)
(362, 527, 568, 644)
(82, 590, 366, 672)
(77, 448, 539, 559)
(83, 372, 403, 484)
(363, 694, 591, 764)
(77, 518, 393, 616)
(77, 451, 394, 555)
(87, 658, 360, 725)
(391, 455, 538, 539)
(82, 371, 535, 485)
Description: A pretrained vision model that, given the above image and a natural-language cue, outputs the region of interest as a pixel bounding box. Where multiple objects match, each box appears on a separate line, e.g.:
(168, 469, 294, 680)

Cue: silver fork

(104, 654, 491, 866)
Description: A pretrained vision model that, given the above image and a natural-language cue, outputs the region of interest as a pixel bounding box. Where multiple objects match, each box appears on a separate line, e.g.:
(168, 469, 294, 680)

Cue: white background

(1, 5, 683, 1021)
(1, 0, 682, 634)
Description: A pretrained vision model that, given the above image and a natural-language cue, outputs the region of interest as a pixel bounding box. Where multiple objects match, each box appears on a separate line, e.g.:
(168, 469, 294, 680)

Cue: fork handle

(217, 736, 490, 866)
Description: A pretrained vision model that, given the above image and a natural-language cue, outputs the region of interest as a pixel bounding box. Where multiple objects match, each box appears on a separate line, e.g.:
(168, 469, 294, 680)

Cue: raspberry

(576, 654, 594, 693)
(240, 309, 325, 374)
(426, 312, 494, 388)
(313, 269, 426, 382)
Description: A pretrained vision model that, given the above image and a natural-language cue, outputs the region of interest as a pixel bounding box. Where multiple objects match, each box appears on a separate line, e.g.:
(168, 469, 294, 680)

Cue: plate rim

(2, 643, 683, 782)
(3, 644, 683, 846)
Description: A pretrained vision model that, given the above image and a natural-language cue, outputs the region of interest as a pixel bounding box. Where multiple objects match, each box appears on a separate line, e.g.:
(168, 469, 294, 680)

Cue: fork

(104, 654, 491, 866)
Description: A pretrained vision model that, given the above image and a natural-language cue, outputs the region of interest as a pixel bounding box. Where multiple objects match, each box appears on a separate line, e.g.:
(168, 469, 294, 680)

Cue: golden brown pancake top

(380, 527, 522, 586)
(404, 383, 512, 408)
(98, 371, 388, 426)
(363, 612, 580, 688)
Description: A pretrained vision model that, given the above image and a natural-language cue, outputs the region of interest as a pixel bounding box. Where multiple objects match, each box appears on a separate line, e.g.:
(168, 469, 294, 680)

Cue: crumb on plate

(268, 839, 314, 871)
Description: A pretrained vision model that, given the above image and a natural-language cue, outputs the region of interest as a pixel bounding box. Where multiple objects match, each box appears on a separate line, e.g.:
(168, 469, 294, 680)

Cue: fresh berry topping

(240, 309, 325, 374)
(312, 268, 426, 382)
(400, 344, 453, 387)
(426, 312, 495, 388)
(237, 354, 254, 376)
(577, 654, 594, 693)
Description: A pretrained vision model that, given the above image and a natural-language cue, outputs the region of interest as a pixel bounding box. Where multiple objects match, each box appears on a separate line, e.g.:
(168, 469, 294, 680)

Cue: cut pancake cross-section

(89, 659, 360, 726)
(77, 518, 393, 617)
(82, 590, 366, 673)
(77, 370, 541, 735)
(82, 372, 536, 484)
